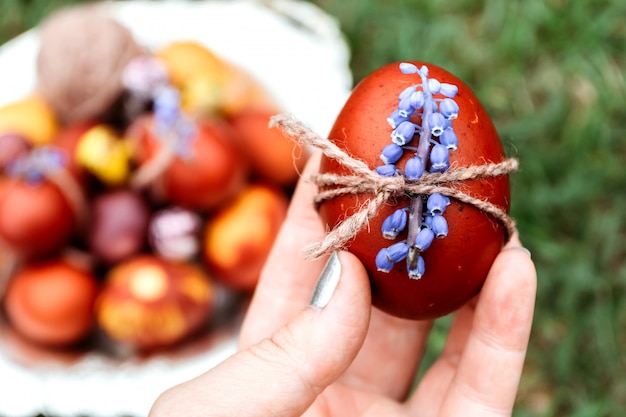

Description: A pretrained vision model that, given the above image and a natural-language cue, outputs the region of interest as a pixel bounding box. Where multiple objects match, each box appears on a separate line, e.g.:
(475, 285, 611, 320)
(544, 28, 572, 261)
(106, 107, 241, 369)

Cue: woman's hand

(149, 152, 537, 417)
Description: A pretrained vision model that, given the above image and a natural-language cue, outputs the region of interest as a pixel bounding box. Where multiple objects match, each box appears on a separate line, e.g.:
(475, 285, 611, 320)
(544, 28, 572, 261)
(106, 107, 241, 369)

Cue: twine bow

(270, 114, 519, 260)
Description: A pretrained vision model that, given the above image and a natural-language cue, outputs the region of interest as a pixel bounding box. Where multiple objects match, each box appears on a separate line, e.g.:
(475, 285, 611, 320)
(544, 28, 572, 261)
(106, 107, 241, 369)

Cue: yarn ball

(36, 5, 145, 123)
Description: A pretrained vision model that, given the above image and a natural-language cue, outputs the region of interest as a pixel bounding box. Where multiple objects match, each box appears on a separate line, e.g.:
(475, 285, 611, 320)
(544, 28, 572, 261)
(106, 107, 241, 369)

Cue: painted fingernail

(505, 246, 532, 258)
(309, 252, 341, 309)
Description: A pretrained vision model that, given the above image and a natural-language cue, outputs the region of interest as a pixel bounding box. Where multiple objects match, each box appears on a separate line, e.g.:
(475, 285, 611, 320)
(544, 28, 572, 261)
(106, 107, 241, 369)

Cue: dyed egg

(87, 189, 150, 264)
(4, 259, 99, 347)
(203, 183, 288, 290)
(95, 256, 214, 350)
(0, 177, 76, 259)
(129, 114, 247, 211)
(148, 207, 202, 261)
(318, 62, 511, 320)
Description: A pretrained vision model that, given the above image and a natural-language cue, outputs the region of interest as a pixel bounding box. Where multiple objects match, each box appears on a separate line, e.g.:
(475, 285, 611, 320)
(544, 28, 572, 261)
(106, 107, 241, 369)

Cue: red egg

(318, 61, 511, 320)
(129, 116, 247, 211)
(3, 259, 99, 347)
(0, 177, 76, 259)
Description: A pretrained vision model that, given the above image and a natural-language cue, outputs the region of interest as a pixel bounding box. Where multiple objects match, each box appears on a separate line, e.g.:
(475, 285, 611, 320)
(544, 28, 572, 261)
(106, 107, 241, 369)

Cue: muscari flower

(414, 227, 435, 251)
(429, 144, 450, 173)
(391, 121, 417, 146)
(407, 254, 426, 279)
(440, 128, 458, 150)
(430, 214, 449, 238)
(399, 85, 417, 100)
(426, 192, 450, 215)
(387, 242, 410, 263)
(375, 242, 411, 272)
(154, 86, 181, 129)
(428, 112, 447, 137)
(6, 147, 66, 184)
(399, 62, 419, 74)
(439, 98, 460, 120)
(375, 248, 394, 272)
(428, 78, 441, 94)
(410, 90, 425, 110)
(439, 83, 459, 98)
(405, 157, 424, 180)
(380, 143, 404, 165)
(398, 96, 414, 118)
(387, 109, 409, 129)
(375, 164, 398, 177)
(382, 208, 408, 239)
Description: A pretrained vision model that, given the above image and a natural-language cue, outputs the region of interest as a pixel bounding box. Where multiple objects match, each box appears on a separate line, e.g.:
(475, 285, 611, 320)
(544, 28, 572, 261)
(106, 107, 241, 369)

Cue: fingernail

(309, 252, 341, 309)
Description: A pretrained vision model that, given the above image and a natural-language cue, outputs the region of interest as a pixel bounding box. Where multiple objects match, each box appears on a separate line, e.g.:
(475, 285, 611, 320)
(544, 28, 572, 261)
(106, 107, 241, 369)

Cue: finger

(438, 233, 536, 416)
(242, 150, 431, 400)
(239, 152, 328, 348)
(342, 311, 433, 400)
(149, 251, 371, 417)
(409, 298, 474, 415)
(410, 233, 535, 416)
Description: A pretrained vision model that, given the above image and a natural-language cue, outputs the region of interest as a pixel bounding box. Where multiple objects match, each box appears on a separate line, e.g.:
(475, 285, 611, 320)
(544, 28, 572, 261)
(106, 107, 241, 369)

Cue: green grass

(2, 0, 626, 416)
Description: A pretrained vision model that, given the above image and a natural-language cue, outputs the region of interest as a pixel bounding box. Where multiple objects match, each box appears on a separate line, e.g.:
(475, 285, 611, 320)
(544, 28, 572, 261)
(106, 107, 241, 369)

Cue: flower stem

(407, 69, 434, 267)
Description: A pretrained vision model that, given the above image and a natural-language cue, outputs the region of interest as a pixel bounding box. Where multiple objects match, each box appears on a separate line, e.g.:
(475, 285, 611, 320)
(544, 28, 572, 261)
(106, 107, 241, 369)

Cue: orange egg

(96, 255, 214, 350)
(228, 108, 308, 186)
(0, 177, 76, 259)
(203, 183, 288, 290)
(4, 260, 99, 347)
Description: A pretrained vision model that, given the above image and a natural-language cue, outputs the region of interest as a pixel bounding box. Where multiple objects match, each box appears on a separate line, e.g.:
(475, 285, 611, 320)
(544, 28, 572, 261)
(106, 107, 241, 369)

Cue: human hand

(149, 152, 537, 417)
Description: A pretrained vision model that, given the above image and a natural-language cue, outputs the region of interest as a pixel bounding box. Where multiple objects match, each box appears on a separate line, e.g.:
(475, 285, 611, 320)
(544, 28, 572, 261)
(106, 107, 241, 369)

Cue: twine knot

(270, 113, 519, 259)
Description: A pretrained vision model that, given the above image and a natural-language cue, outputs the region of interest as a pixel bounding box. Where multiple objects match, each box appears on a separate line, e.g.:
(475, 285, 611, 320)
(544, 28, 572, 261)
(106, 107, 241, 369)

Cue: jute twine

(270, 114, 519, 260)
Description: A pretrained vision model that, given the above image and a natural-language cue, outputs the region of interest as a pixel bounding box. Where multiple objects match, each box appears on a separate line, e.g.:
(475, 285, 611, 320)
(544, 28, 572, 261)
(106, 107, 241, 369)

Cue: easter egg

(318, 62, 512, 320)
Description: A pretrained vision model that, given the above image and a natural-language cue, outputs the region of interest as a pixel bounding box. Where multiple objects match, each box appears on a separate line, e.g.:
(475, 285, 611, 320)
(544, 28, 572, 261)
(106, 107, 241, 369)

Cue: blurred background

(1, 0, 625, 416)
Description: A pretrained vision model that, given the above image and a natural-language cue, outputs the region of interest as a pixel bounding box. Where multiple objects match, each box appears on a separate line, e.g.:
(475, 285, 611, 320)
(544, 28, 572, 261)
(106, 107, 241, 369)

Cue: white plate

(0, 1, 351, 416)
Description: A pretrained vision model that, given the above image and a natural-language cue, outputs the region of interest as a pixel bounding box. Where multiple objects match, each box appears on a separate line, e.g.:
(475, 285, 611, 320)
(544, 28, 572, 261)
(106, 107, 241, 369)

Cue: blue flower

(387, 109, 409, 129)
(410, 90, 425, 110)
(428, 78, 441, 94)
(6, 146, 67, 184)
(375, 248, 394, 272)
(382, 209, 408, 239)
(398, 85, 417, 101)
(431, 214, 449, 238)
(380, 143, 404, 164)
(405, 157, 424, 180)
(387, 242, 410, 263)
(439, 83, 459, 98)
(154, 86, 181, 130)
(440, 98, 460, 120)
(399, 62, 419, 74)
(440, 128, 458, 150)
(426, 192, 449, 215)
(398, 96, 414, 118)
(391, 121, 416, 146)
(414, 227, 435, 251)
(429, 144, 450, 173)
(407, 254, 426, 279)
(375, 164, 399, 177)
(428, 112, 447, 137)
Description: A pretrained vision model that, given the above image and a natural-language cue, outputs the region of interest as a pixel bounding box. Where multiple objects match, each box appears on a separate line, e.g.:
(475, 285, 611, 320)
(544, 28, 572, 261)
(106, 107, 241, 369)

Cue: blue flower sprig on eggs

(375, 62, 460, 279)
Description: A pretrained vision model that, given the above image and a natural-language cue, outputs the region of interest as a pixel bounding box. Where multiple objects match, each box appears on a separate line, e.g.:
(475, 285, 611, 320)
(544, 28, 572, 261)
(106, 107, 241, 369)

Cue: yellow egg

(155, 41, 228, 89)
(75, 125, 132, 186)
(0, 95, 58, 145)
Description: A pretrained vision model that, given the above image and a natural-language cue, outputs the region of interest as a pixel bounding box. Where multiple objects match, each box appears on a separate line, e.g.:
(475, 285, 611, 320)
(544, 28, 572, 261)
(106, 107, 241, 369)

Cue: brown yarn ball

(36, 5, 145, 123)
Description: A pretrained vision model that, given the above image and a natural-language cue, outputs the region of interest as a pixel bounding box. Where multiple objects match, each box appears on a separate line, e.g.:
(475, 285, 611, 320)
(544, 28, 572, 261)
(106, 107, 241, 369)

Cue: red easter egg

(318, 61, 511, 320)
(0, 177, 76, 259)
(130, 116, 247, 211)
(4, 259, 99, 347)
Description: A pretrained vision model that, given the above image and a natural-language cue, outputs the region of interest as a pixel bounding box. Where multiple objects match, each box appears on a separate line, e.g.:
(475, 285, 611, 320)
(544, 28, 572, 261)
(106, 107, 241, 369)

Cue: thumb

(149, 251, 371, 417)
